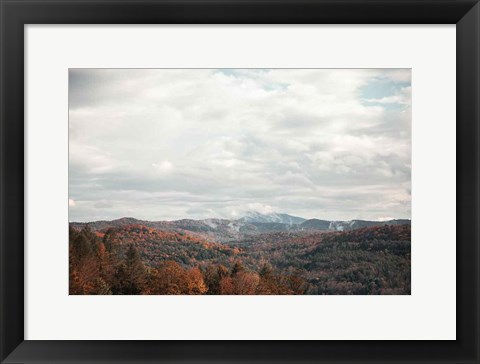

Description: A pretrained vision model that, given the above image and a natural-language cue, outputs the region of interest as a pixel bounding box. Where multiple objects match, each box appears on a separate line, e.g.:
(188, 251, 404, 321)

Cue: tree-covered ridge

(70, 215, 411, 243)
(69, 223, 410, 295)
(99, 225, 238, 267)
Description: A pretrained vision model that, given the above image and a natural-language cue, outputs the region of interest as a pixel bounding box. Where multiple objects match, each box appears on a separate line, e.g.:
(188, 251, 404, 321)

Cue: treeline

(69, 226, 308, 295)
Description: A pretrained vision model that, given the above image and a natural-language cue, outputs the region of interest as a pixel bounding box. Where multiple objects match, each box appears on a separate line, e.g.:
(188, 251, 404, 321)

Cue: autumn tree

(283, 268, 309, 294)
(219, 276, 235, 294)
(203, 264, 229, 294)
(232, 271, 260, 294)
(186, 267, 208, 295)
(152, 261, 189, 294)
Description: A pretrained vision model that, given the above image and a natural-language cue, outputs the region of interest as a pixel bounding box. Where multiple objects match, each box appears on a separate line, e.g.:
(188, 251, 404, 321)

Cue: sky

(69, 69, 411, 222)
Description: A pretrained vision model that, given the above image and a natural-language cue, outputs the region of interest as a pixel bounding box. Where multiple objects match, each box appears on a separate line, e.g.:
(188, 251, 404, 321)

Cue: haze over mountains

(71, 212, 410, 243)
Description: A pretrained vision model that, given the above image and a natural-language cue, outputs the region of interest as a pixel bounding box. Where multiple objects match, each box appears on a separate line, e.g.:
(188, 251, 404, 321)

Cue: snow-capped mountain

(239, 211, 306, 225)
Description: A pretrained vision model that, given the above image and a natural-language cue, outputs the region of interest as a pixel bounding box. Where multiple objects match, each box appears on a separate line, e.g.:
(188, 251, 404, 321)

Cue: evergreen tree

(231, 261, 245, 276)
(112, 244, 146, 294)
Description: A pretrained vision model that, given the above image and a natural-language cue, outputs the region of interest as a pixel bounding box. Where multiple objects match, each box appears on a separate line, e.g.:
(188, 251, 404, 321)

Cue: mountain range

(71, 212, 410, 243)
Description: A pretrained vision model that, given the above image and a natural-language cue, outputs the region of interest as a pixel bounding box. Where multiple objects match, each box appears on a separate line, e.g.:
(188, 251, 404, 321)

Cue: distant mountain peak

(239, 211, 306, 225)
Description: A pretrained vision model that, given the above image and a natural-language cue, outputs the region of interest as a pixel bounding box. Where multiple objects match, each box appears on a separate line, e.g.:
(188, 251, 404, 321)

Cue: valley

(69, 213, 411, 295)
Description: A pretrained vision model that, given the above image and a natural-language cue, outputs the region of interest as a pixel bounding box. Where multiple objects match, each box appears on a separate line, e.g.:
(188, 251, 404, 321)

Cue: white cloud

(152, 160, 174, 174)
(246, 203, 275, 215)
(69, 69, 411, 222)
(377, 216, 395, 221)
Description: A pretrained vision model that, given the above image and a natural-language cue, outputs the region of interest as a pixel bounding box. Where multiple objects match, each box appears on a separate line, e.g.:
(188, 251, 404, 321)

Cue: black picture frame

(1, 0, 479, 363)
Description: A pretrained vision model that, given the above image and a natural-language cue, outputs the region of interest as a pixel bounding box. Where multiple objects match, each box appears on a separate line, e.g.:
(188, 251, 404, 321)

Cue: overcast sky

(69, 69, 411, 222)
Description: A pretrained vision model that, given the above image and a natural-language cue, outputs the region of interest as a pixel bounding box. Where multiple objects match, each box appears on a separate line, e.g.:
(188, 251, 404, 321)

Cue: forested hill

(69, 223, 411, 295)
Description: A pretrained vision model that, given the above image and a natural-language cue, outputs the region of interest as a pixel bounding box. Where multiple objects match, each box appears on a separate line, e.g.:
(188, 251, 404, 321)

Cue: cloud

(363, 86, 411, 105)
(246, 203, 275, 215)
(94, 201, 113, 209)
(152, 160, 174, 174)
(376, 216, 395, 221)
(69, 69, 411, 222)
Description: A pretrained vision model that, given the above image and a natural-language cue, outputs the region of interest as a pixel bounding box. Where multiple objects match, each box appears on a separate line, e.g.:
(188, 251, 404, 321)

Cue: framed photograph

(68, 67, 412, 297)
(1, 0, 478, 363)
